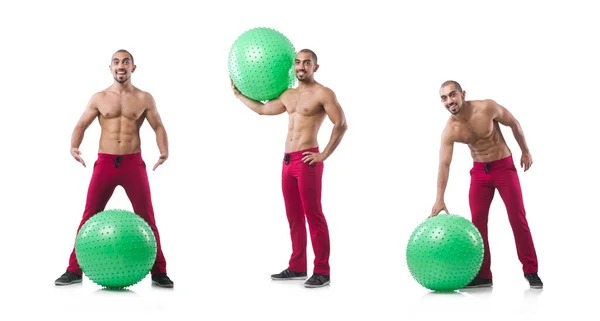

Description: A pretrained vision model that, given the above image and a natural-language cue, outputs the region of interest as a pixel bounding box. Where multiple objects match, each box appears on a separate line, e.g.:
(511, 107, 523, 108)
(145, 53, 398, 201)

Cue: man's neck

(110, 81, 135, 94)
(453, 101, 472, 121)
(297, 78, 318, 90)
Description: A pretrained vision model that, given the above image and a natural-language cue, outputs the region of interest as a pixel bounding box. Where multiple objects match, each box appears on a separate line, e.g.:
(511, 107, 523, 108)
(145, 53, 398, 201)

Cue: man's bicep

(323, 89, 345, 125)
(439, 131, 454, 167)
(490, 100, 517, 127)
(145, 94, 165, 129)
(263, 97, 286, 115)
(78, 94, 100, 127)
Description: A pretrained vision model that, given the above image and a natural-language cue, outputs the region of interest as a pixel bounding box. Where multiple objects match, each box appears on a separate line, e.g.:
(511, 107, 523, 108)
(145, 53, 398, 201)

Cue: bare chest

(285, 91, 323, 116)
(454, 117, 495, 144)
(98, 96, 146, 120)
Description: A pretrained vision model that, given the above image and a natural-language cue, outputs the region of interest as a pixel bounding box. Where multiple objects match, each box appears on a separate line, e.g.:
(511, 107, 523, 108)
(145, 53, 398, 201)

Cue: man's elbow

(153, 124, 166, 133)
(336, 121, 348, 133)
(73, 121, 87, 132)
(439, 161, 451, 170)
(509, 119, 522, 132)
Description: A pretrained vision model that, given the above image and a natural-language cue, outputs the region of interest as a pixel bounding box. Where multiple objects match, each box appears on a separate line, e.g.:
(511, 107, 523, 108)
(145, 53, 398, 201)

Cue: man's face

(440, 84, 465, 115)
(294, 52, 318, 81)
(109, 52, 135, 84)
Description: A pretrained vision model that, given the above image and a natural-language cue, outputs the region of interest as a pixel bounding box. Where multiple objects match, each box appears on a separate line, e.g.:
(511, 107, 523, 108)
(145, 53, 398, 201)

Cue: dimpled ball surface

(229, 27, 296, 101)
(75, 209, 157, 288)
(406, 214, 484, 291)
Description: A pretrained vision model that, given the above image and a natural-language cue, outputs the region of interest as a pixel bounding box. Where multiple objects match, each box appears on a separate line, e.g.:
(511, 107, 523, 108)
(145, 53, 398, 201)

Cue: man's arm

(71, 93, 100, 150)
(231, 79, 286, 115)
(489, 100, 530, 154)
(436, 127, 454, 202)
(319, 88, 348, 160)
(144, 93, 169, 159)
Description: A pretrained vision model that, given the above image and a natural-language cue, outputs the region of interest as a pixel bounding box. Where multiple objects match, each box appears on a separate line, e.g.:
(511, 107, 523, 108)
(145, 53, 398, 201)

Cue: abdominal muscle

(468, 132, 512, 162)
(98, 117, 143, 155)
(285, 112, 324, 152)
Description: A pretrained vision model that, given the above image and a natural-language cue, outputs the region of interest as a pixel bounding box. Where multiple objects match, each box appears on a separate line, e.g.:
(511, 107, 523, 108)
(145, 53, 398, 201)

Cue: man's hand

(71, 148, 86, 167)
(153, 154, 168, 171)
(429, 200, 449, 218)
(302, 151, 326, 165)
(521, 151, 533, 172)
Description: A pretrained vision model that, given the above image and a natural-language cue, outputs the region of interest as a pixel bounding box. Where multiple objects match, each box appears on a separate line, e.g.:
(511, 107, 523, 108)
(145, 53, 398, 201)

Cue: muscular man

(430, 80, 542, 289)
(231, 49, 347, 288)
(54, 49, 174, 288)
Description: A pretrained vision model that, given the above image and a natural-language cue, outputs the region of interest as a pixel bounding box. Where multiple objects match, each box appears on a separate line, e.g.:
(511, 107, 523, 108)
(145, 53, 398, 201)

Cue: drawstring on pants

(114, 156, 122, 168)
(484, 163, 491, 174)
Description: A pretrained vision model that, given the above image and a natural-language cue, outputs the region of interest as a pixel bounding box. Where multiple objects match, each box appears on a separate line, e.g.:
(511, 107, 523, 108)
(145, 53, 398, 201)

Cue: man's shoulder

(129, 86, 152, 98)
(89, 90, 109, 103)
(280, 87, 297, 96)
(315, 83, 334, 95)
(135, 89, 156, 109)
(470, 99, 496, 110)
(311, 84, 337, 103)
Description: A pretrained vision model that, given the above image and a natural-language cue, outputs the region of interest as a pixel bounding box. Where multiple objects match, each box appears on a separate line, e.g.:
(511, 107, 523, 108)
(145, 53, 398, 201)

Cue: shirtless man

(54, 49, 174, 288)
(430, 80, 542, 289)
(231, 49, 347, 288)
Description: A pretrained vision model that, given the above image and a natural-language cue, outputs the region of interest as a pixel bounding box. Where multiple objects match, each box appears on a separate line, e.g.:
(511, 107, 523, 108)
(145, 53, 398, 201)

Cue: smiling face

(109, 51, 136, 84)
(294, 51, 319, 82)
(440, 83, 466, 115)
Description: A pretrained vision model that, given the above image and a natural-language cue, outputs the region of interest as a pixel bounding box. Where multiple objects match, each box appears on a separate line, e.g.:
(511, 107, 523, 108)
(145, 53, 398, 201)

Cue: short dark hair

(441, 80, 462, 92)
(113, 49, 134, 65)
(298, 48, 317, 64)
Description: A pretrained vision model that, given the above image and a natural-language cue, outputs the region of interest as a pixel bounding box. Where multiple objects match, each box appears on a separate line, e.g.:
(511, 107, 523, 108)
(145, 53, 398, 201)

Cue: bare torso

(448, 100, 512, 162)
(95, 87, 150, 154)
(280, 85, 328, 152)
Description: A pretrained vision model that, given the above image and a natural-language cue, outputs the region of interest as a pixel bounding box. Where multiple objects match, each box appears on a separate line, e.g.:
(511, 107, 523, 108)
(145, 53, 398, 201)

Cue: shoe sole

(462, 283, 493, 289)
(55, 279, 82, 286)
(152, 281, 174, 288)
(304, 281, 330, 288)
(530, 285, 543, 289)
(271, 276, 307, 280)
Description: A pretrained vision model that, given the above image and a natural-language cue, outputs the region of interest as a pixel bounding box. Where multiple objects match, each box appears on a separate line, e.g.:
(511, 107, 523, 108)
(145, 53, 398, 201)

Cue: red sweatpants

(469, 155, 538, 279)
(66, 153, 167, 276)
(281, 147, 330, 276)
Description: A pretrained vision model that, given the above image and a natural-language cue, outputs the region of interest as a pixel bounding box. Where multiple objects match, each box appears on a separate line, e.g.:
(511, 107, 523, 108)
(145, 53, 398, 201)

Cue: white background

(0, 0, 597, 320)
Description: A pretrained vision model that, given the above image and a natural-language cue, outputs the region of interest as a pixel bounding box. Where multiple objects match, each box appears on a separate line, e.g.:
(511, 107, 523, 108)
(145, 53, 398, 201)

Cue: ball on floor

(75, 209, 157, 288)
(406, 213, 484, 291)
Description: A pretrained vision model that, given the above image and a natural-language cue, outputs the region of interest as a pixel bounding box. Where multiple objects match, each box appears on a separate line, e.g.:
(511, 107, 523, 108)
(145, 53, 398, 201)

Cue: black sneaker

(271, 269, 307, 280)
(304, 273, 330, 288)
(54, 271, 82, 286)
(524, 273, 543, 289)
(152, 273, 174, 288)
(463, 277, 493, 288)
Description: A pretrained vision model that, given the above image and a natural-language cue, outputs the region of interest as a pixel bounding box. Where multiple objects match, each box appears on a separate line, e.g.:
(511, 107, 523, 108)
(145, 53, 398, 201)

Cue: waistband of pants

(97, 152, 143, 161)
(283, 147, 320, 162)
(472, 154, 514, 169)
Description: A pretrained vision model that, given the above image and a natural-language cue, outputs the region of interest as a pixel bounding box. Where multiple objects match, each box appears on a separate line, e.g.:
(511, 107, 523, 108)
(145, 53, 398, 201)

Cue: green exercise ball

(406, 213, 484, 291)
(228, 27, 296, 101)
(75, 209, 157, 288)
